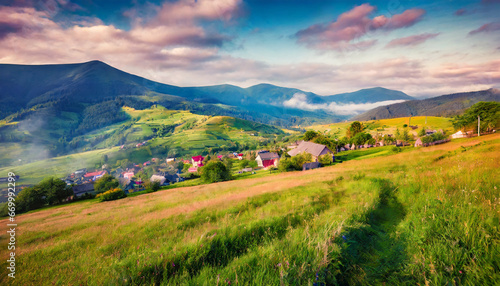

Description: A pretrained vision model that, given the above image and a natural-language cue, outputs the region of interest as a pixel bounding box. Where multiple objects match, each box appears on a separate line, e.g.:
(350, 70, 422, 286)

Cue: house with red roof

(84, 170, 107, 181)
(237, 153, 244, 160)
(256, 152, 280, 168)
(191, 155, 204, 167)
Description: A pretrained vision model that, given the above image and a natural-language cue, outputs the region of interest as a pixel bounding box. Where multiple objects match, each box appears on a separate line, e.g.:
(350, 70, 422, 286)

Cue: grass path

(331, 179, 409, 285)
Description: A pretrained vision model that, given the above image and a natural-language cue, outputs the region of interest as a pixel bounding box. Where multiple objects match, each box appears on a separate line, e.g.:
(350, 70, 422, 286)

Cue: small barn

(256, 152, 279, 168)
(191, 155, 205, 167)
(287, 141, 334, 162)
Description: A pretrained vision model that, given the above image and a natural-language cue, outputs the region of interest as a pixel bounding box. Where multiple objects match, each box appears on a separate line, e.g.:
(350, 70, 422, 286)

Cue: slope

(0, 133, 498, 285)
(354, 88, 500, 121)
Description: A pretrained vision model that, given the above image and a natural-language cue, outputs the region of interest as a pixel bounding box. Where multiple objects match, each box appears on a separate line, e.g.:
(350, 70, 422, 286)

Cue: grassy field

(0, 107, 285, 186)
(0, 133, 499, 285)
(308, 116, 454, 137)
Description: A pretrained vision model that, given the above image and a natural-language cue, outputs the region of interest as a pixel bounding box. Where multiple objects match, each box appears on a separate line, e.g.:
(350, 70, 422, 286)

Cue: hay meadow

(1, 133, 499, 285)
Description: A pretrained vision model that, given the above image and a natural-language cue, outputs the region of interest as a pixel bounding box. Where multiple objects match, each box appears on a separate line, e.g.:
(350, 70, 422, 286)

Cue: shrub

(200, 161, 232, 183)
(147, 181, 161, 193)
(96, 188, 126, 202)
(318, 154, 333, 166)
(94, 174, 119, 194)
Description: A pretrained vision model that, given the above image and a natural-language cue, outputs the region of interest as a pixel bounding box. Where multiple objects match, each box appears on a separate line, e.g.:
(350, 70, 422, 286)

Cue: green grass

(308, 116, 454, 138)
(0, 133, 499, 285)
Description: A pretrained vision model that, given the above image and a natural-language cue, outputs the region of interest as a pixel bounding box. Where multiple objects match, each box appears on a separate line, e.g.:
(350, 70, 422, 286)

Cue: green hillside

(354, 88, 500, 121)
(0, 106, 284, 185)
(1, 133, 498, 285)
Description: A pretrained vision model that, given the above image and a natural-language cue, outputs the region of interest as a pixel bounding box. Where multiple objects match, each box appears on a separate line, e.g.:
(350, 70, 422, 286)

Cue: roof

(238, 153, 243, 156)
(257, 152, 279, 160)
(84, 171, 105, 178)
(192, 155, 204, 162)
(288, 141, 332, 157)
(72, 183, 95, 195)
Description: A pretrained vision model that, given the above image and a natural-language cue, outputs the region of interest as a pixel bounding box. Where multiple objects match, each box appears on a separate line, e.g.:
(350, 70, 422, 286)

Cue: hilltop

(354, 88, 500, 121)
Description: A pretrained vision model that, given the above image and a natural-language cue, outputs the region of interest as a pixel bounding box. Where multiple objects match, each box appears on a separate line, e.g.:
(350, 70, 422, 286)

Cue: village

(63, 121, 491, 199)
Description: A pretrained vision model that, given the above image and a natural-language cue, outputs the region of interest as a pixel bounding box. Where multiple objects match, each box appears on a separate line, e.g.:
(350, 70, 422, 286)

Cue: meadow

(0, 133, 499, 285)
(308, 116, 454, 137)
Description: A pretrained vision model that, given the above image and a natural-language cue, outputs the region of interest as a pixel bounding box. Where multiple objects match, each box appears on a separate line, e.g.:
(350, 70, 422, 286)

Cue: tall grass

(0, 134, 498, 285)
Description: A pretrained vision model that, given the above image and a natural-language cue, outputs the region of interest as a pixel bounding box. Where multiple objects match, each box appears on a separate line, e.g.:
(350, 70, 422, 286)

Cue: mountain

(0, 61, 413, 122)
(0, 61, 342, 127)
(353, 88, 500, 121)
(322, 87, 414, 103)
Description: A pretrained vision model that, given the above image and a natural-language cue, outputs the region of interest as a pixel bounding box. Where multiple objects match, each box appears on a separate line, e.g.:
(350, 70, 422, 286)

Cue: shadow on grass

(324, 178, 409, 285)
(120, 190, 342, 285)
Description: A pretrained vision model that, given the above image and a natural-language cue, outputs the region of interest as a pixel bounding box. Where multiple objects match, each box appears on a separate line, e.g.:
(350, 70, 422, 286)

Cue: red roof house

(84, 170, 107, 181)
(191, 156, 205, 167)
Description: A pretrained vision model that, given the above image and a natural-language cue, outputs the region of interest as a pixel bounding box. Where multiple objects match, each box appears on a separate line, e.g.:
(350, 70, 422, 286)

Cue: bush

(318, 154, 333, 166)
(200, 161, 232, 183)
(391, 146, 402, 153)
(147, 181, 161, 193)
(96, 188, 126, 202)
(94, 174, 119, 194)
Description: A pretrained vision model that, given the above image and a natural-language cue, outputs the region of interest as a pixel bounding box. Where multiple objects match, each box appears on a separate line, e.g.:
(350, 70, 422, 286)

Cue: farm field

(0, 133, 498, 285)
(308, 116, 454, 137)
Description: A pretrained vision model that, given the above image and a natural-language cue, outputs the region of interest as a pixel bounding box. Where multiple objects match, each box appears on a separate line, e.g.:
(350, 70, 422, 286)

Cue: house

(242, 167, 253, 172)
(123, 172, 134, 179)
(288, 141, 334, 162)
(217, 155, 224, 160)
(72, 183, 95, 197)
(83, 170, 107, 181)
(303, 162, 321, 171)
(414, 138, 423, 147)
(188, 167, 198, 173)
(192, 155, 204, 167)
(256, 152, 279, 168)
(150, 174, 166, 185)
(143, 161, 151, 166)
(237, 153, 244, 160)
(451, 130, 466, 139)
(166, 158, 176, 163)
(426, 129, 437, 135)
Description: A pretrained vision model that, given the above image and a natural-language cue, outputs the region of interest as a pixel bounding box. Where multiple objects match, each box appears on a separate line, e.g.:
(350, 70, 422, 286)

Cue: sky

(0, 0, 499, 98)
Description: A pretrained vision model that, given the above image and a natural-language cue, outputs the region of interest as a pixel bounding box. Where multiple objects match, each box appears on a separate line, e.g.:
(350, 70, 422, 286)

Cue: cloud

(295, 4, 425, 50)
(386, 33, 439, 48)
(283, 92, 408, 115)
(0, 0, 243, 68)
(469, 21, 500, 35)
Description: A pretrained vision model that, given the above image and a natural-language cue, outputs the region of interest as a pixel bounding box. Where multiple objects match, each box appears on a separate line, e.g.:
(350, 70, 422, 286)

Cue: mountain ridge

(353, 88, 500, 121)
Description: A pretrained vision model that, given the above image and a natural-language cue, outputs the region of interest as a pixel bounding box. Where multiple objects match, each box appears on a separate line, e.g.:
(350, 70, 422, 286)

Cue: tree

(150, 181, 161, 192)
(318, 154, 333, 166)
(303, 130, 319, 141)
(16, 186, 46, 213)
(452, 102, 500, 132)
(94, 174, 119, 194)
(351, 132, 372, 146)
(39, 177, 73, 205)
(418, 128, 426, 137)
(347, 121, 364, 138)
(200, 161, 232, 183)
(402, 129, 411, 144)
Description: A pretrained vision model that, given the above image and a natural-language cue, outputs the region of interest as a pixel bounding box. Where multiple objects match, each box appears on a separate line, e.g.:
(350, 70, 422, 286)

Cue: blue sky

(0, 0, 499, 97)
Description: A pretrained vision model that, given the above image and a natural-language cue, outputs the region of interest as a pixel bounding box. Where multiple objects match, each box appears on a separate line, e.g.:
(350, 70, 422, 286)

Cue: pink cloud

(386, 33, 439, 48)
(295, 4, 426, 50)
(469, 22, 500, 35)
